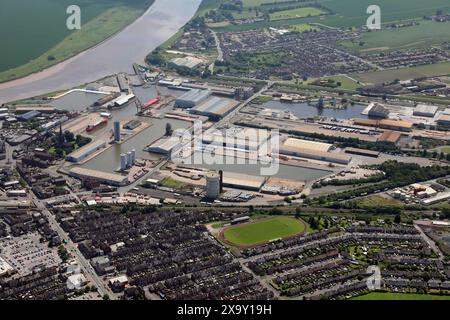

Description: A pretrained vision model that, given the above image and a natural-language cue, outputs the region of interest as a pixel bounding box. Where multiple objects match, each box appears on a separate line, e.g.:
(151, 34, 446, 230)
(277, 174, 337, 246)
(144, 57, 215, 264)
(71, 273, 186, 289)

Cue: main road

(0, 0, 202, 104)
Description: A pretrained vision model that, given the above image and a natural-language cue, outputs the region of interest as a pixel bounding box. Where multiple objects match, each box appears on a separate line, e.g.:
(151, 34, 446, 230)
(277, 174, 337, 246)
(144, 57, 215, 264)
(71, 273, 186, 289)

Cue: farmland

(211, 0, 450, 31)
(269, 7, 326, 21)
(353, 61, 450, 84)
(221, 216, 307, 247)
(341, 21, 450, 54)
(0, 0, 154, 82)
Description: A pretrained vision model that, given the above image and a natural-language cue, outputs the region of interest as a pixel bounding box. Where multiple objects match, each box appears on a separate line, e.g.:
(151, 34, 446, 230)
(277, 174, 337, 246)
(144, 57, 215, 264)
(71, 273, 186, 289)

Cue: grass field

(0, 0, 153, 82)
(159, 177, 186, 189)
(341, 21, 450, 54)
(222, 216, 307, 247)
(270, 7, 325, 21)
(288, 23, 320, 33)
(352, 292, 450, 300)
(352, 61, 450, 84)
(212, 0, 450, 31)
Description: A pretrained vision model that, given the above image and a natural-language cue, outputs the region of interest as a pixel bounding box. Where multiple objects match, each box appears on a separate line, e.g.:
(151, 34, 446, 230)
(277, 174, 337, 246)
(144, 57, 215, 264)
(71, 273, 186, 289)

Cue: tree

(394, 214, 401, 224)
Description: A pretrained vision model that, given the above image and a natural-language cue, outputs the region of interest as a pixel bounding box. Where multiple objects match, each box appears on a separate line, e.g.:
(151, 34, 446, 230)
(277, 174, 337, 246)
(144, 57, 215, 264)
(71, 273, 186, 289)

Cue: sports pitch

(221, 216, 307, 247)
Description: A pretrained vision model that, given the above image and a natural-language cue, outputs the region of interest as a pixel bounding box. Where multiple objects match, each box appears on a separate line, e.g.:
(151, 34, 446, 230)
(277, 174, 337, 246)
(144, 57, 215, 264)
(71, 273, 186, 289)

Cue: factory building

(69, 167, 128, 186)
(190, 97, 240, 120)
(169, 56, 204, 69)
(353, 118, 413, 132)
(66, 140, 106, 163)
(344, 147, 380, 158)
(377, 131, 401, 144)
(205, 171, 221, 200)
(202, 127, 270, 151)
(113, 121, 121, 142)
(17, 110, 41, 121)
(283, 138, 332, 153)
(109, 94, 135, 108)
(222, 172, 266, 191)
(278, 146, 351, 165)
(368, 103, 389, 118)
(413, 104, 438, 118)
(175, 89, 211, 109)
(437, 114, 450, 126)
(147, 136, 182, 155)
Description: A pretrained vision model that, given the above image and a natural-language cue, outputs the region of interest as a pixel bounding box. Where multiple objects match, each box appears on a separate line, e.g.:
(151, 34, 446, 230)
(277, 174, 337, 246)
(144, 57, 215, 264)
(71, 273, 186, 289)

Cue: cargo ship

(143, 97, 161, 109)
(86, 119, 108, 132)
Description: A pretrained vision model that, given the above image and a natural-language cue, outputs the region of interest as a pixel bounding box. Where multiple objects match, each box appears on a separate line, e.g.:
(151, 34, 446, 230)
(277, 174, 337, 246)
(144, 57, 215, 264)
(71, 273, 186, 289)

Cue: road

(209, 30, 223, 73)
(414, 222, 444, 260)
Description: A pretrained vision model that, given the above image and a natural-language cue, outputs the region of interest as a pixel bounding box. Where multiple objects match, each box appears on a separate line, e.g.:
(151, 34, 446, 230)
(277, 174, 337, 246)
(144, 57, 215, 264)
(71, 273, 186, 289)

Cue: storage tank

(120, 154, 127, 171)
(127, 152, 133, 167)
(206, 171, 221, 200)
(131, 149, 136, 165)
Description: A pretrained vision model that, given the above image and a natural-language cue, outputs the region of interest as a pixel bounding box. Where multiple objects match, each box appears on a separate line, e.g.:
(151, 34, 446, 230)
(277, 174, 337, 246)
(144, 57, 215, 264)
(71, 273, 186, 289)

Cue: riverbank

(0, 0, 202, 105)
(0, 0, 155, 84)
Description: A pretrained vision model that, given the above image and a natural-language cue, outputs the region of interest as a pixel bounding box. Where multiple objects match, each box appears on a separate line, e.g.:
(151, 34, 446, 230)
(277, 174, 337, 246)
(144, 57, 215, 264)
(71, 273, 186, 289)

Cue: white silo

(127, 152, 133, 167)
(131, 149, 136, 165)
(206, 171, 221, 200)
(120, 153, 127, 171)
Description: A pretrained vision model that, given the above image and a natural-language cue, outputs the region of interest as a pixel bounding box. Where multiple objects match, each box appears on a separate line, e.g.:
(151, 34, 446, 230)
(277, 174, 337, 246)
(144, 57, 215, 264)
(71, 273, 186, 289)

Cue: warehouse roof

(414, 104, 438, 115)
(176, 89, 210, 104)
(18, 110, 41, 121)
(222, 172, 266, 190)
(191, 97, 240, 117)
(169, 56, 204, 69)
(283, 138, 332, 152)
(353, 118, 413, 129)
(148, 136, 181, 154)
(69, 167, 128, 184)
(68, 140, 106, 160)
(377, 131, 401, 143)
(280, 145, 352, 162)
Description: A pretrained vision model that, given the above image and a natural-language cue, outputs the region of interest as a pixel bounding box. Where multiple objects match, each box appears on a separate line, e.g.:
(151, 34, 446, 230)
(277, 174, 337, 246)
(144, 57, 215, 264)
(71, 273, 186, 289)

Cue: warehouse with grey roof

(175, 89, 211, 109)
(190, 97, 240, 120)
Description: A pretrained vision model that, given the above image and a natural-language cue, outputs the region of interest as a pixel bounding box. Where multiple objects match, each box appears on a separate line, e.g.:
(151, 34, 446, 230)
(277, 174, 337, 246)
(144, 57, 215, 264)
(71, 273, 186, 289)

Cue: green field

(289, 23, 320, 33)
(212, 0, 450, 31)
(0, 0, 153, 82)
(270, 7, 325, 21)
(353, 61, 450, 84)
(352, 292, 450, 300)
(223, 216, 307, 246)
(342, 21, 450, 54)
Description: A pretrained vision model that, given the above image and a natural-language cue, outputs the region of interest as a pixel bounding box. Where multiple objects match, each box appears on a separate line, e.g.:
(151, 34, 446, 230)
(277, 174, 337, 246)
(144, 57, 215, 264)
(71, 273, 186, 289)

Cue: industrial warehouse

(190, 96, 240, 120)
(277, 138, 352, 165)
(69, 167, 129, 186)
(175, 89, 211, 108)
(66, 140, 107, 163)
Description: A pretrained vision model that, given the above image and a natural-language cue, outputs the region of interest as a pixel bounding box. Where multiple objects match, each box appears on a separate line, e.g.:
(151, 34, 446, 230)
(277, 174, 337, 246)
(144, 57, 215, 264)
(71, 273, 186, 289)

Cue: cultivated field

(220, 216, 307, 248)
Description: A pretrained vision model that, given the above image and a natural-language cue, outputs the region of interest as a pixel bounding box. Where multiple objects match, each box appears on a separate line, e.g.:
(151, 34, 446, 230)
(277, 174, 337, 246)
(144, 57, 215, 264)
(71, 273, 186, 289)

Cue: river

(0, 0, 202, 104)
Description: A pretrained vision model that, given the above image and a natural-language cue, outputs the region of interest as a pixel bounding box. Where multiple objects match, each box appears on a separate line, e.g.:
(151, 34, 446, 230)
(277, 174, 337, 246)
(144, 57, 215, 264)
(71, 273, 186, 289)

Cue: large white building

(66, 140, 106, 163)
(175, 89, 211, 109)
(413, 104, 438, 117)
